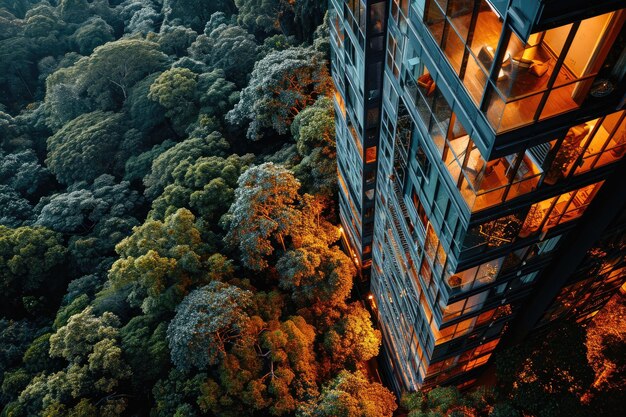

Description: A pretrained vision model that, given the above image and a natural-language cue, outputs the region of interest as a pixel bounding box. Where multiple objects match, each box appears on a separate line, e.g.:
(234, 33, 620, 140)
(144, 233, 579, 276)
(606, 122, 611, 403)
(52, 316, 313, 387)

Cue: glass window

(441, 290, 488, 322)
(437, 120, 543, 211)
(544, 121, 594, 183)
(424, 223, 440, 263)
(422, 0, 503, 106)
(575, 110, 626, 175)
(365, 146, 377, 163)
(415, 139, 431, 179)
(462, 49, 489, 105)
(446, 256, 504, 295)
(443, 22, 466, 75)
(391, 0, 409, 32)
(485, 11, 621, 132)
(464, 213, 524, 251)
(370, 2, 386, 35)
(433, 315, 477, 345)
(424, 1, 445, 45)
(386, 33, 402, 79)
(519, 181, 605, 237)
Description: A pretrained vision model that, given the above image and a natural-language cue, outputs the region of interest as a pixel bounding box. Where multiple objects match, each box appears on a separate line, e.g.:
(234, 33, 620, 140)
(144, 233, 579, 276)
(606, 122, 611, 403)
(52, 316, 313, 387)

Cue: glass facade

(331, 0, 626, 392)
(331, 0, 389, 271)
(414, 2, 624, 132)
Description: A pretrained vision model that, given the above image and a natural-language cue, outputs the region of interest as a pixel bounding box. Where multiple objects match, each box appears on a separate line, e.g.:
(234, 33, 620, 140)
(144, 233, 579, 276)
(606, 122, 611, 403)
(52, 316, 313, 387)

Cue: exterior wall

(333, 0, 626, 392)
(331, 0, 389, 273)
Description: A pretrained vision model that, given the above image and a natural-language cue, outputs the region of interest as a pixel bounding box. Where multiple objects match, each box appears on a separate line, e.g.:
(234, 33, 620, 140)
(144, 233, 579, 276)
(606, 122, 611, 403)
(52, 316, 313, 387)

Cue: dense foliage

(2, 2, 623, 417)
(397, 312, 626, 417)
(0, 1, 388, 416)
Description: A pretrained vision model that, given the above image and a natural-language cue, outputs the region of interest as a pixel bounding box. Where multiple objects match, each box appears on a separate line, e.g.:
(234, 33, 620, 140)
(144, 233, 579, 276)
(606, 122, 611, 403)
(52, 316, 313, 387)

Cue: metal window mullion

(568, 115, 605, 176)
(533, 21, 581, 121)
(537, 195, 560, 233)
(458, 0, 482, 80)
(479, 18, 512, 112)
(501, 151, 524, 201)
(589, 112, 626, 171)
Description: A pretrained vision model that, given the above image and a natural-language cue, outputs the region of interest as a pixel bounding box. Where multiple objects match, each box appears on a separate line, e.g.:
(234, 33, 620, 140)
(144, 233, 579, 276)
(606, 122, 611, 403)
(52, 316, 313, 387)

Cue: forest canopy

(0, 1, 392, 416)
(2, 2, 622, 417)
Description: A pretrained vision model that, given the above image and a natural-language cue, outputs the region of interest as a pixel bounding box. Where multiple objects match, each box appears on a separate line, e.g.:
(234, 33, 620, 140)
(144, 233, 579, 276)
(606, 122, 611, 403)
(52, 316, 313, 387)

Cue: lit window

(365, 146, 377, 163)
(519, 181, 604, 237)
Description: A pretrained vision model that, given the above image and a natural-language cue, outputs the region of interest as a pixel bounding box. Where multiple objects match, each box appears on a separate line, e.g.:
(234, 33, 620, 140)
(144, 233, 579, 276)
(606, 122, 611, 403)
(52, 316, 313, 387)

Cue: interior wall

(566, 12, 612, 77)
(542, 12, 613, 77)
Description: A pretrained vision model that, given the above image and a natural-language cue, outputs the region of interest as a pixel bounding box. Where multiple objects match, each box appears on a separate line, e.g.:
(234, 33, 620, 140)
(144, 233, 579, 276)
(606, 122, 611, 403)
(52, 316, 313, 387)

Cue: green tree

(496, 323, 594, 417)
(400, 386, 502, 417)
(22, 332, 61, 375)
(53, 294, 90, 329)
(0, 149, 53, 197)
(0, 185, 34, 227)
(224, 163, 301, 270)
(62, 274, 104, 307)
(122, 1, 159, 35)
(18, 307, 131, 416)
(81, 39, 168, 107)
(123, 140, 175, 184)
(0, 36, 37, 112)
(293, 148, 338, 199)
(71, 17, 114, 55)
(323, 303, 381, 371)
(1, 1, 33, 19)
(227, 47, 332, 140)
(108, 208, 213, 314)
(45, 39, 168, 119)
(149, 153, 252, 223)
(58, 0, 91, 24)
(143, 132, 230, 200)
(489, 402, 522, 417)
(0, 111, 20, 150)
(193, 69, 240, 133)
(0, 319, 38, 378)
(276, 244, 354, 309)
(150, 25, 198, 57)
(167, 282, 253, 370)
(150, 369, 210, 417)
(45, 111, 127, 185)
(39, 175, 145, 274)
(161, 0, 236, 31)
(312, 7, 330, 54)
(0, 225, 67, 315)
(124, 71, 168, 134)
(291, 97, 335, 157)
(34, 175, 142, 235)
(292, 0, 327, 42)
(120, 315, 170, 395)
(148, 67, 198, 135)
(234, 0, 325, 41)
(290, 96, 337, 196)
(189, 14, 258, 87)
(234, 0, 283, 37)
(298, 370, 396, 417)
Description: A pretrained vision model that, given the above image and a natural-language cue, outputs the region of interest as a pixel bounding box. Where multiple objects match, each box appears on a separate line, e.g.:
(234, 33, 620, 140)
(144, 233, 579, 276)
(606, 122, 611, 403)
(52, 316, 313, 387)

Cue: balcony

(444, 256, 504, 297)
(518, 181, 605, 237)
(414, 0, 624, 133)
(544, 110, 626, 183)
(405, 62, 545, 212)
(482, 10, 621, 132)
(440, 132, 543, 211)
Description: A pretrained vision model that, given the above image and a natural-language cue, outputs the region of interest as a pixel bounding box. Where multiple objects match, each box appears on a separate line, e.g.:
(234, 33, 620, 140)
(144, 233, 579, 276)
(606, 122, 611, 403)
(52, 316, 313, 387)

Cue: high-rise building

(330, 0, 626, 392)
